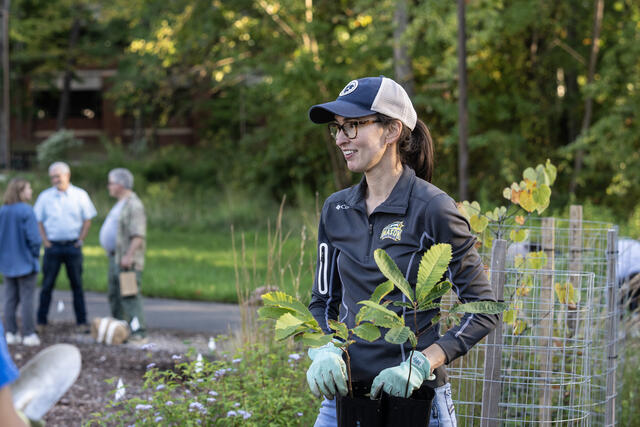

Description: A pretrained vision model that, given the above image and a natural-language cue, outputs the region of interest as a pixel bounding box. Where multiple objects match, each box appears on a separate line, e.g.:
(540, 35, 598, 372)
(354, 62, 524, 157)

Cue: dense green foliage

(8, 0, 640, 229)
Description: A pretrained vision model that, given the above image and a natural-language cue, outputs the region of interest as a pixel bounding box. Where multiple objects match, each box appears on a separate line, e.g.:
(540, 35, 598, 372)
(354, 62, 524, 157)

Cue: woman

(0, 178, 42, 346)
(306, 76, 498, 426)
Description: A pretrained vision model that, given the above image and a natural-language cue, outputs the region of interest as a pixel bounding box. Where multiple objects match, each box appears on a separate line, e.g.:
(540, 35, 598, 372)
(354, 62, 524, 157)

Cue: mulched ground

(7, 321, 218, 426)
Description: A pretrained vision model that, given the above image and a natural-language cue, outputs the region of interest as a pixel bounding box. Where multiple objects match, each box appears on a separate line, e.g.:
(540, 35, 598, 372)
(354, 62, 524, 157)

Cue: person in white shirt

(34, 162, 96, 332)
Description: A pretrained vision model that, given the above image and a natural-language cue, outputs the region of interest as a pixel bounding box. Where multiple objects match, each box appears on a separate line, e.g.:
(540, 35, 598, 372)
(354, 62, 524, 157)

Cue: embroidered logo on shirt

(380, 221, 404, 241)
(335, 204, 350, 210)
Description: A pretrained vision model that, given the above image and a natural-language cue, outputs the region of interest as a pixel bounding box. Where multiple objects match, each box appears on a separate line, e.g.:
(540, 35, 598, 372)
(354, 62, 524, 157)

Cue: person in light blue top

(0, 178, 42, 346)
(33, 162, 97, 332)
(0, 322, 27, 426)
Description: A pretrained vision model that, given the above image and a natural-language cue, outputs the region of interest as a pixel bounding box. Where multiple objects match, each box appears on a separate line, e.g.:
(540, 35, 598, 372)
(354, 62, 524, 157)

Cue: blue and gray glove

(306, 341, 348, 399)
(370, 350, 435, 399)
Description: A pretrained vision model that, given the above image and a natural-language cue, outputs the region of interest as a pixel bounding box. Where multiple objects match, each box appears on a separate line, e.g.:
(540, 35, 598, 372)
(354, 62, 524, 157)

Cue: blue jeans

(314, 383, 457, 427)
(37, 242, 87, 325)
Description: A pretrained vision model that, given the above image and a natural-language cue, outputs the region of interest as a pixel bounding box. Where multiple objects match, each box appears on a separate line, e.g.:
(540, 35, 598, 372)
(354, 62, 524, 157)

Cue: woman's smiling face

(333, 115, 390, 174)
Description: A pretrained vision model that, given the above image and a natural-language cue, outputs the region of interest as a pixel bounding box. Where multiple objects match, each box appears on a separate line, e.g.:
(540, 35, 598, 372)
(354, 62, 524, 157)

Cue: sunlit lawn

(40, 224, 314, 303)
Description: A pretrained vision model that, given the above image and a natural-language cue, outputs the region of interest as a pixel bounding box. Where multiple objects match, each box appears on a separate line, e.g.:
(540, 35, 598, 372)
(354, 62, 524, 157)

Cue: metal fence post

(605, 228, 618, 426)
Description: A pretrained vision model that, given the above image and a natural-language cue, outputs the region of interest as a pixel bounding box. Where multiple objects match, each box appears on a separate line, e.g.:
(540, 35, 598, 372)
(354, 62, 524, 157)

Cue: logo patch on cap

(339, 80, 358, 97)
(380, 221, 404, 241)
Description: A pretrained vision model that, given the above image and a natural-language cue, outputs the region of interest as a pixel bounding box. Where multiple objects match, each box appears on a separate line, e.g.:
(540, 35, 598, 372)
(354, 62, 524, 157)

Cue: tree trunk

(457, 0, 469, 201)
(393, 0, 413, 97)
(56, 17, 81, 130)
(569, 0, 604, 195)
(0, 0, 10, 169)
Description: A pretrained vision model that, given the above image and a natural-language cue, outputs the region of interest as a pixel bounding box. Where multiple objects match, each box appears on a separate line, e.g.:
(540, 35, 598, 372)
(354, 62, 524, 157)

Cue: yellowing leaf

(533, 184, 551, 214)
(514, 319, 527, 335)
(503, 188, 512, 200)
(515, 215, 525, 225)
(523, 167, 537, 182)
(504, 309, 517, 325)
(509, 228, 529, 242)
(470, 214, 489, 233)
(519, 189, 536, 212)
(545, 159, 557, 185)
(526, 251, 548, 270)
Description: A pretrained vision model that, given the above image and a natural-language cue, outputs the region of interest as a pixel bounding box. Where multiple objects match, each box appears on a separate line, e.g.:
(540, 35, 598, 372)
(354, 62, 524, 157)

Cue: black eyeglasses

(327, 119, 381, 139)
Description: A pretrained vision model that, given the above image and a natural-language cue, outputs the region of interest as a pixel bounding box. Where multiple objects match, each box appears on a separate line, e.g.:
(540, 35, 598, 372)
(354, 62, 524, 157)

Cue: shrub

(86, 338, 319, 426)
(36, 129, 83, 166)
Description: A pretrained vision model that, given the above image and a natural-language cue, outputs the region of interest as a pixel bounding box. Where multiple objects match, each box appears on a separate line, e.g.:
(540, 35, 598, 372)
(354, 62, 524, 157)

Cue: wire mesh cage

(455, 215, 620, 425)
(446, 269, 594, 426)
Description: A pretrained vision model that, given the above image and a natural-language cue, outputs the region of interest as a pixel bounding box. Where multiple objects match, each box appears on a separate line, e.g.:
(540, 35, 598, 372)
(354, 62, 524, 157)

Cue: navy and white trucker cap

(308, 76, 417, 130)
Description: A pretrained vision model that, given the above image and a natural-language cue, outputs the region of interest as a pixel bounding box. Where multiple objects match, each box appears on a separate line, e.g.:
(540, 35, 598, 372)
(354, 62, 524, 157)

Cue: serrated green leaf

(420, 281, 452, 307)
(357, 300, 404, 328)
(374, 249, 413, 302)
(258, 306, 300, 321)
(261, 292, 314, 321)
(328, 320, 349, 341)
(416, 244, 452, 303)
(431, 314, 441, 325)
(385, 326, 411, 344)
(353, 323, 381, 342)
(392, 301, 415, 309)
(300, 333, 333, 347)
(408, 331, 417, 347)
(509, 228, 529, 243)
(370, 281, 394, 304)
(449, 301, 509, 315)
(275, 313, 306, 340)
(416, 301, 440, 312)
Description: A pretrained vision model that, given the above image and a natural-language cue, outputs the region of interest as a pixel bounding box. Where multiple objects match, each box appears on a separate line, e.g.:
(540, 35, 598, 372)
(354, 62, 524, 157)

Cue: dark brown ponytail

(378, 115, 434, 182)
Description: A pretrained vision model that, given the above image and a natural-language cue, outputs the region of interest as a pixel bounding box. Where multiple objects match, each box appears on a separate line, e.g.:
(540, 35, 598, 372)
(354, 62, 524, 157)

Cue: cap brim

(308, 100, 376, 124)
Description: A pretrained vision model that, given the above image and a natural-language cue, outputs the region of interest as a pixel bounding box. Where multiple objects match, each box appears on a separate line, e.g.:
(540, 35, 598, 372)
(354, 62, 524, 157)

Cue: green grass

(30, 203, 316, 304)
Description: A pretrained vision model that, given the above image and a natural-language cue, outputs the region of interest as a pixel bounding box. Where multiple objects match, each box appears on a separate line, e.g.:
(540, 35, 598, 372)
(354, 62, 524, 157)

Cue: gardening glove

(306, 341, 348, 400)
(370, 350, 435, 399)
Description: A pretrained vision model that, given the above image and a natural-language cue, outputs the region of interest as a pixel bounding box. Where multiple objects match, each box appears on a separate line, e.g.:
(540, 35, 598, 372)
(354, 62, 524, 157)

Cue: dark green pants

(107, 254, 146, 337)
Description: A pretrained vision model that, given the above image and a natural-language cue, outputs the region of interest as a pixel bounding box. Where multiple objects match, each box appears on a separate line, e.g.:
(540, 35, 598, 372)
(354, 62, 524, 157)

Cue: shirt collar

(345, 165, 415, 215)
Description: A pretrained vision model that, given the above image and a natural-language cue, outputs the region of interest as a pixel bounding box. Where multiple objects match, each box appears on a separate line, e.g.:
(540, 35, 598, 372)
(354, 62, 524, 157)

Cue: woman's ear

(385, 119, 403, 145)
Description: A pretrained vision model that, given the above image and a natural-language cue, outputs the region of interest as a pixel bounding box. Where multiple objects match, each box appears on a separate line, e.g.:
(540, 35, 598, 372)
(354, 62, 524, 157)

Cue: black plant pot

(336, 382, 434, 427)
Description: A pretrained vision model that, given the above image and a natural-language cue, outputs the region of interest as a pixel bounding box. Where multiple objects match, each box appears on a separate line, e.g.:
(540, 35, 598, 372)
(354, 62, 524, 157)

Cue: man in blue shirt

(34, 162, 97, 332)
